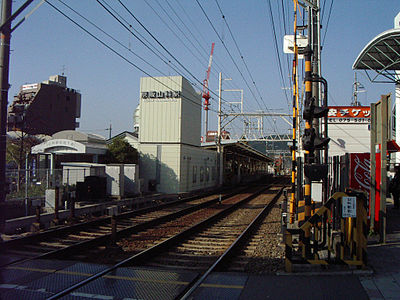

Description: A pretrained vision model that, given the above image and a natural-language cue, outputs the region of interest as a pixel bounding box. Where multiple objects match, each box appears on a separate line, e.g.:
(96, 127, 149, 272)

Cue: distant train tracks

(46, 180, 286, 299)
(0, 183, 264, 267)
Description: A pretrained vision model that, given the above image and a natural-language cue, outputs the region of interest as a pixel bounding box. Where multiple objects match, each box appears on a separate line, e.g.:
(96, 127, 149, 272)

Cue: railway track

(0, 186, 248, 267)
(46, 181, 285, 299)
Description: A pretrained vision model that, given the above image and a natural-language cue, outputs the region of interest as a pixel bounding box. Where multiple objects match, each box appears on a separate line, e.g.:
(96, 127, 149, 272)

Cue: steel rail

(179, 185, 284, 300)
(46, 184, 273, 300)
(0, 186, 248, 267)
(0, 191, 212, 249)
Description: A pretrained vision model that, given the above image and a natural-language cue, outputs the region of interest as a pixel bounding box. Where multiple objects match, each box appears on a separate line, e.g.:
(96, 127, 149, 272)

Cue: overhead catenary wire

(98, 0, 237, 109)
(164, 0, 238, 93)
(98, 0, 184, 76)
(49, 0, 244, 142)
(114, 0, 237, 108)
(54, 0, 203, 108)
(45, 0, 214, 114)
(143, 0, 210, 69)
(196, 0, 283, 137)
(54, 0, 171, 77)
(321, 0, 333, 47)
(214, 0, 283, 134)
(267, 0, 291, 111)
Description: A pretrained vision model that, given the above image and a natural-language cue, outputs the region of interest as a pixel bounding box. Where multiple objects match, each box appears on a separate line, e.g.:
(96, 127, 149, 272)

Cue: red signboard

(328, 106, 370, 118)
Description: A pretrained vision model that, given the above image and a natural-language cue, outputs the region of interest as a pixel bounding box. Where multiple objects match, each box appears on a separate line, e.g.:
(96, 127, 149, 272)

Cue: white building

(138, 76, 218, 194)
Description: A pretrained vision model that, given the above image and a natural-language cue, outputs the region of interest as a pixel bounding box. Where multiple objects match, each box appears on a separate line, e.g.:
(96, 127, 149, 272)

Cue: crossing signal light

(303, 97, 329, 121)
(302, 127, 330, 152)
(302, 96, 330, 151)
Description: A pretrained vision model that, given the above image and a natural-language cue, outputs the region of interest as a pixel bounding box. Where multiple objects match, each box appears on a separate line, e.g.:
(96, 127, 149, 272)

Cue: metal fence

(6, 168, 66, 200)
(5, 167, 102, 218)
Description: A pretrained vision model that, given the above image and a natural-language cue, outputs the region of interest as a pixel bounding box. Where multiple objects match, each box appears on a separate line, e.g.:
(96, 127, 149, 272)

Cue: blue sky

(7, 0, 400, 138)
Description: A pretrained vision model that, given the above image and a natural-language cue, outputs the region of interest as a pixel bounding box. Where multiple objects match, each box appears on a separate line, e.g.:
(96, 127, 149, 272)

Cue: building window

(206, 167, 210, 182)
(193, 166, 197, 183)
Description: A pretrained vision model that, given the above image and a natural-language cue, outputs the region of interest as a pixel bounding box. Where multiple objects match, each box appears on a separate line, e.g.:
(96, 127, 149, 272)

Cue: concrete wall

(139, 144, 217, 194)
(180, 145, 217, 192)
(139, 144, 180, 194)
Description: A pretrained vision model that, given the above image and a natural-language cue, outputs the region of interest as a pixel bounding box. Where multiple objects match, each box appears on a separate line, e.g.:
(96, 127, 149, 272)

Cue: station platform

(1, 199, 399, 299)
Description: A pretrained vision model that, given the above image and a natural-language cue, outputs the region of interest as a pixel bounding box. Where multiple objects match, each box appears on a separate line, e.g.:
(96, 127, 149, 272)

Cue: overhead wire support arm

(0, 0, 34, 31)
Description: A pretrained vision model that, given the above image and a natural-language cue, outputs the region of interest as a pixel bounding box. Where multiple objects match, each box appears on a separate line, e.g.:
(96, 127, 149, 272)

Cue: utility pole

(0, 0, 12, 233)
(217, 72, 223, 187)
(311, 0, 321, 163)
(106, 123, 112, 140)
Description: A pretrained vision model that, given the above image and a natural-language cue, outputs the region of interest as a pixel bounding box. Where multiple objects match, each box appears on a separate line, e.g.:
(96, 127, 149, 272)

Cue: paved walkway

(360, 198, 400, 299)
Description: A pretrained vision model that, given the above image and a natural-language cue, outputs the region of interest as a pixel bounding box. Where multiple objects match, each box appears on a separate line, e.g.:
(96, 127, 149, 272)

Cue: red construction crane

(203, 42, 215, 137)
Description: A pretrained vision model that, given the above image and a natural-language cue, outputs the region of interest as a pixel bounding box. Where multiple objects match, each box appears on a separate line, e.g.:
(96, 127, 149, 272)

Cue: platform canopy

(202, 140, 273, 163)
(353, 28, 400, 84)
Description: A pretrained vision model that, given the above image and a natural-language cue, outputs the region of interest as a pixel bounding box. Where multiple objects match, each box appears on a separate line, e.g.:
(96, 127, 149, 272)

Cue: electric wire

(164, 0, 238, 93)
(55, 0, 206, 110)
(97, 0, 188, 79)
(196, 0, 283, 137)
(48, 0, 247, 139)
(115, 0, 236, 107)
(322, 0, 333, 47)
(266, 0, 291, 112)
(214, 0, 285, 135)
(54, 0, 168, 77)
(173, 0, 237, 92)
(99, 0, 183, 75)
(45, 0, 212, 113)
(143, 0, 209, 69)
(101, 0, 237, 110)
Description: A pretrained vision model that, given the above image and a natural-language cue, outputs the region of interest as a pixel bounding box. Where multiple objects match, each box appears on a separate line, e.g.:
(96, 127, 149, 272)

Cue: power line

(172, 0, 237, 93)
(113, 0, 238, 108)
(54, 0, 166, 76)
(45, 0, 211, 113)
(213, 0, 282, 134)
(322, 0, 334, 47)
(143, 0, 209, 69)
(196, 0, 282, 138)
(266, 0, 291, 110)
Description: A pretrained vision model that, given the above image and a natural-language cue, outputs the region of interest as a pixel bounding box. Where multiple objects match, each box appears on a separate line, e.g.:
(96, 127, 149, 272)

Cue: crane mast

(203, 42, 215, 140)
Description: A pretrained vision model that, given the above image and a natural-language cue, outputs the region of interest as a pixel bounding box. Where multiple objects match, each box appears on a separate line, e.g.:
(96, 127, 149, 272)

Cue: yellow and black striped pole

(303, 45, 313, 256)
(289, 0, 299, 224)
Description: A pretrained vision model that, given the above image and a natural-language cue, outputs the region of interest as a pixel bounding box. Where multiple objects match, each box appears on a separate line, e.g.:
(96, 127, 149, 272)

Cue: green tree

(107, 137, 138, 164)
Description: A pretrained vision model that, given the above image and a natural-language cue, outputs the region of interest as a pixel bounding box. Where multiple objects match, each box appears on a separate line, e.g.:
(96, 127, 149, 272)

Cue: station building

(135, 75, 272, 194)
(138, 76, 218, 194)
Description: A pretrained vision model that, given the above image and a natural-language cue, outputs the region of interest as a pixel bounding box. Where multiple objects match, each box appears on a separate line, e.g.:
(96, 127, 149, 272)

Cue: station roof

(353, 28, 400, 83)
(202, 140, 273, 163)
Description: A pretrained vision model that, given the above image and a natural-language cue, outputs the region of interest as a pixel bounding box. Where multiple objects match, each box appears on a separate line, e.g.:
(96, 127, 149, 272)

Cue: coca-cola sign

(349, 153, 370, 197)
